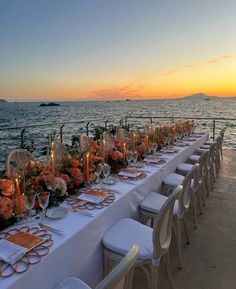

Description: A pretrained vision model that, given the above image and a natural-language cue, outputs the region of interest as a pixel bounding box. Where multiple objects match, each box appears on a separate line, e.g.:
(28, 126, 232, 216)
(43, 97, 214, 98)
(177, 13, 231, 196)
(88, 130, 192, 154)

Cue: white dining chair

(177, 151, 209, 216)
(102, 185, 182, 289)
(144, 164, 199, 268)
(5, 148, 35, 177)
(54, 244, 139, 289)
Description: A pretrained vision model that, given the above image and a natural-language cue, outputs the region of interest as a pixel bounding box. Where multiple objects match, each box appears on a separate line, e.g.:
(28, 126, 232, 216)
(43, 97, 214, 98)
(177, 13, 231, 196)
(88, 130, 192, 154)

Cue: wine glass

(102, 164, 111, 184)
(132, 151, 138, 164)
(23, 192, 36, 222)
(37, 192, 50, 220)
(95, 164, 102, 184)
(152, 143, 158, 152)
(126, 150, 133, 167)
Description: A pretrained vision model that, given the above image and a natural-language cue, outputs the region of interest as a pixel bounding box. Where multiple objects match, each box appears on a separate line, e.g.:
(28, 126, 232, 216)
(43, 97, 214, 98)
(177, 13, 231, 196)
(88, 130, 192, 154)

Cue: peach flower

(0, 196, 13, 219)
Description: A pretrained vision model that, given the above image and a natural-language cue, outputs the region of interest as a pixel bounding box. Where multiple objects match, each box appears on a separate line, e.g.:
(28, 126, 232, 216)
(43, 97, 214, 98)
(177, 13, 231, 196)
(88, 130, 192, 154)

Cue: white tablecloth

(1, 134, 208, 289)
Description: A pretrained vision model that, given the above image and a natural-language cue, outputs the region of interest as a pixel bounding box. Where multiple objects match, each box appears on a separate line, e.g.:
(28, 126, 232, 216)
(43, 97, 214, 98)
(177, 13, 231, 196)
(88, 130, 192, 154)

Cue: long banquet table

(1, 134, 208, 289)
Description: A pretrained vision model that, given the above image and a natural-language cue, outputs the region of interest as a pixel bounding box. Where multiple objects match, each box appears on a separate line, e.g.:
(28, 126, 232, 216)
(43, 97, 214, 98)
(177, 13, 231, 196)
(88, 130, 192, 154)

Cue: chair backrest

(152, 185, 183, 262)
(198, 150, 210, 178)
(51, 140, 68, 164)
(178, 163, 199, 216)
(220, 127, 226, 141)
(95, 245, 139, 289)
(215, 135, 222, 157)
(208, 141, 217, 165)
(5, 149, 35, 177)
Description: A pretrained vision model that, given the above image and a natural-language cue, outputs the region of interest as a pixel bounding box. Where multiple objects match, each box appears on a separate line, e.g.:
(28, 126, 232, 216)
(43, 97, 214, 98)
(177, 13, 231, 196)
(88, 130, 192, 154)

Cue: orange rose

(0, 196, 13, 219)
(70, 159, 80, 167)
(0, 179, 14, 197)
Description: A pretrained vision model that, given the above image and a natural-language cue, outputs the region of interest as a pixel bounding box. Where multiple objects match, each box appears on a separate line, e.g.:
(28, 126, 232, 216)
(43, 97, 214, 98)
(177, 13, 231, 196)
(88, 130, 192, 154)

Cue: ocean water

(1, 97, 236, 168)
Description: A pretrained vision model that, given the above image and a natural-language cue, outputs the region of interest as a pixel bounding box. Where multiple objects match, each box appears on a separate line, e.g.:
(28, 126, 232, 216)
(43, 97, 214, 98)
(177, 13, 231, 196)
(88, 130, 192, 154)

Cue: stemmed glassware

(102, 164, 111, 184)
(95, 163, 102, 184)
(37, 192, 50, 220)
(23, 193, 36, 222)
(132, 151, 138, 165)
(152, 143, 158, 153)
(126, 151, 133, 167)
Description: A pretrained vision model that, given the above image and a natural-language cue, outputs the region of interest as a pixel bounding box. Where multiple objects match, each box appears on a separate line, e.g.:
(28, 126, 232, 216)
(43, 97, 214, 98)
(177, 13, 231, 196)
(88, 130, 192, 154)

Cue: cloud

(160, 55, 233, 76)
(90, 79, 147, 98)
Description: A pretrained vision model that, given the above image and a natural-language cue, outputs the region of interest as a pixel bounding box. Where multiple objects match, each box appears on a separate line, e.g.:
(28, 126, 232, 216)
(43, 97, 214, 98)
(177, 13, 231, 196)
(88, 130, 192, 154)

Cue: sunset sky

(0, 0, 236, 101)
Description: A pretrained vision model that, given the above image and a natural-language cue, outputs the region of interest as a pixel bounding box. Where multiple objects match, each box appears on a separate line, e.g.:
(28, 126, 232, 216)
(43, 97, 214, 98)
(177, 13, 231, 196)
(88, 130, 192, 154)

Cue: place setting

(0, 225, 53, 277)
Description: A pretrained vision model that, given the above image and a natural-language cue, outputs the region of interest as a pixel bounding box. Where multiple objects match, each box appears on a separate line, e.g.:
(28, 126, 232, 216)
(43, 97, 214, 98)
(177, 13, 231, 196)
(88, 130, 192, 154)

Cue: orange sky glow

(1, 1, 236, 101)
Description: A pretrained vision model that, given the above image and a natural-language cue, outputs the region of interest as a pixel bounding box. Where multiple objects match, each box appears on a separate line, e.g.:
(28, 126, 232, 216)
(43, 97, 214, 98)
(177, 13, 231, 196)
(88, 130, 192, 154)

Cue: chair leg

(192, 191, 198, 229)
(175, 218, 184, 269)
(220, 147, 223, 160)
(197, 192, 203, 215)
(151, 265, 159, 289)
(164, 252, 175, 289)
(183, 218, 190, 245)
(205, 176, 210, 197)
(103, 251, 109, 277)
(124, 267, 135, 289)
(201, 182, 206, 206)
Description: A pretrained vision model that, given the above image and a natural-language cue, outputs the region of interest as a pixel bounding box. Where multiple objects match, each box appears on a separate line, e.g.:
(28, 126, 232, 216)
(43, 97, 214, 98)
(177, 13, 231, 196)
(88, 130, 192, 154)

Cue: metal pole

(213, 119, 216, 140)
(20, 128, 26, 148)
(86, 122, 90, 136)
(60, 124, 64, 143)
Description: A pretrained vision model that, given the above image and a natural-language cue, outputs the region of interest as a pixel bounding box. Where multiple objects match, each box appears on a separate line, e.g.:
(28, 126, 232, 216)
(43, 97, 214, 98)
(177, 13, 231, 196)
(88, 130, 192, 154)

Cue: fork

(38, 223, 66, 235)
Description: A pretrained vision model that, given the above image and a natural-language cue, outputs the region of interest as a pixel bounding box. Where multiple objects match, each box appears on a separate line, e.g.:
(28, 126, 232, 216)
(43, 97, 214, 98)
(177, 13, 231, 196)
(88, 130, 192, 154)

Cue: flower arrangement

(0, 179, 14, 220)
(0, 178, 16, 230)
(107, 140, 126, 171)
(59, 157, 84, 193)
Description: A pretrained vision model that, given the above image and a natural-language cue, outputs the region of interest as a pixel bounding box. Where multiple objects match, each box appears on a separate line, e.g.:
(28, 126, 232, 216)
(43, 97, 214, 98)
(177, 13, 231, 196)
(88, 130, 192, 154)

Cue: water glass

(95, 164, 102, 184)
(23, 193, 36, 222)
(126, 151, 133, 166)
(37, 192, 50, 220)
(152, 143, 158, 152)
(102, 163, 111, 183)
(132, 151, 139, 164)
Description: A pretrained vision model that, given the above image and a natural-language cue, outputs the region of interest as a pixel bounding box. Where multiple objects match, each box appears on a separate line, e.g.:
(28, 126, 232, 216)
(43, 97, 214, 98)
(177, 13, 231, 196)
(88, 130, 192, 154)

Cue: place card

(118, 169, 142, 179)
(143, 156, 163, 164)
(78, 188, 109, 204)
(0, 231, 44, 265)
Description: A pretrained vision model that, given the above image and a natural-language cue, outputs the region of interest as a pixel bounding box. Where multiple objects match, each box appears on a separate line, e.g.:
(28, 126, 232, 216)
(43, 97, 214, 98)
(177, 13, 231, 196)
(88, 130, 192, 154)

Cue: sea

(1, 97, 236, 169)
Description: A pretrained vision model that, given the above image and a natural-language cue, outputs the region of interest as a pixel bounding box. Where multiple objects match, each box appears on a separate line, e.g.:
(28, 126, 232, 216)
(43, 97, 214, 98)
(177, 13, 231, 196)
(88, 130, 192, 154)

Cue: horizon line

(1, 94, 236, 102)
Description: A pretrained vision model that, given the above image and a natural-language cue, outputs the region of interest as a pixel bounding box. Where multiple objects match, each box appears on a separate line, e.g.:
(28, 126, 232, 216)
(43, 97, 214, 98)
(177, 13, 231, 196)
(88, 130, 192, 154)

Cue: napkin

(0, 239, 26, 265)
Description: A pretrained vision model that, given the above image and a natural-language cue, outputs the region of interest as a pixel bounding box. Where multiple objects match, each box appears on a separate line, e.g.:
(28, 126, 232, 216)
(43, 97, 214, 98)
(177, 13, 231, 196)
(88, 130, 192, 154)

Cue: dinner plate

(46, 207, 69, 219)
(131, 162, 145, 168)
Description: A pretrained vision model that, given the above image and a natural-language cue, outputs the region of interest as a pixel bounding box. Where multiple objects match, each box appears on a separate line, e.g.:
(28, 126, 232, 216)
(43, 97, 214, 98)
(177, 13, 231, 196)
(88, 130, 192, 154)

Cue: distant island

(0, 99, 7, 103)
(183, 93, 216, 101)
(39, 102, 60, 107)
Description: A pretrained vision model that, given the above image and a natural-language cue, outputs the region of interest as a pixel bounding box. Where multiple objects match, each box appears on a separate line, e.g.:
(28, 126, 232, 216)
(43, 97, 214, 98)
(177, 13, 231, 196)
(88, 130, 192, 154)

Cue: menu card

(0, 231, 44, 265)
(78, 188, 109, 204)
(143, 156, 163, 164)
(118, 168, 142, 179)
(160, 148, 177, 153)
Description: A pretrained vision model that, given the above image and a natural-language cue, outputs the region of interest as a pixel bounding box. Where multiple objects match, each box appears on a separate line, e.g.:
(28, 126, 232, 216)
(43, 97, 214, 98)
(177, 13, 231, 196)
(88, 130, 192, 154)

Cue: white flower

(54, 177, 67, 196)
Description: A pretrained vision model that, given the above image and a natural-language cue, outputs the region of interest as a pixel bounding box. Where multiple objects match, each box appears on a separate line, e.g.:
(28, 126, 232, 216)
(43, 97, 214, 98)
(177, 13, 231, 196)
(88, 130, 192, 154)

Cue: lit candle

(15, 178, 23, 216)
(146, 135, 149, 149)
(102, 139, 106, 164)
(50, 148, 55, 190)
(123, 142, 126, 161)
(86, 152, 90, 182)
(133, 133, 136, 151)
